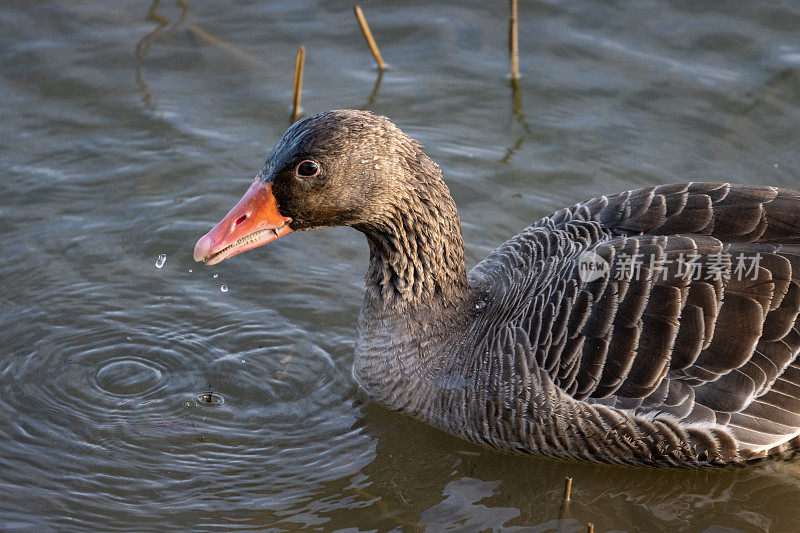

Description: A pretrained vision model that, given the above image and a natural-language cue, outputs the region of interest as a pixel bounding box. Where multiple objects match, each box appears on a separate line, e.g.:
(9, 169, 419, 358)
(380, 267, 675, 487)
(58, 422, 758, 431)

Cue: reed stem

(557, 476, 573, 529)
(562, 476, 572, 502)
(354, 5, 386, 70)
(291, 46, 305, 123)
(509, 0, 520, 80)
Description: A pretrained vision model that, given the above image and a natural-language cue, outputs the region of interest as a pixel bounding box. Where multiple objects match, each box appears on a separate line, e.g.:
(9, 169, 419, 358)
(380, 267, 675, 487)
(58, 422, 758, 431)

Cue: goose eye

(296, 160, 320, 178)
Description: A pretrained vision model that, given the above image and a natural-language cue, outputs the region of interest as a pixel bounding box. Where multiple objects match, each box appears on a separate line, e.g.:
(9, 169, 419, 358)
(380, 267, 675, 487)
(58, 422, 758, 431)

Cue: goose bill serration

(195, 109, 800, 467)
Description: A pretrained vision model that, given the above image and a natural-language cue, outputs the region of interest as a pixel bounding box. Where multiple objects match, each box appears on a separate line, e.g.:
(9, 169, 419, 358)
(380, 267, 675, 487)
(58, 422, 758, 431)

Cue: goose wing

(471, 183, 800, 457)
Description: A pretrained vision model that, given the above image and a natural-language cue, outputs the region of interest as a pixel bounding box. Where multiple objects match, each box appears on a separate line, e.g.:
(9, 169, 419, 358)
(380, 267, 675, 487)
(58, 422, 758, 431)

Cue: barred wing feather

(469, 183, 800, 464)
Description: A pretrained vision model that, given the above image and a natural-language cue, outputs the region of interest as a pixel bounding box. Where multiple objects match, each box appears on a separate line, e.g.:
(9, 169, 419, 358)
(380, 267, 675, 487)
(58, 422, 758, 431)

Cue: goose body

(195, 110, 800, 466)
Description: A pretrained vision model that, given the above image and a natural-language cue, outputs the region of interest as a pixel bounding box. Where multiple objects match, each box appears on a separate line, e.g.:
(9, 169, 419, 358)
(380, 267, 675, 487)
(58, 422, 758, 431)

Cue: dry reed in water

(557, 476, 573, 529)
(292, 46, 305, 123)
(354, 5, 385, 69)
(509, 0, 520, 80)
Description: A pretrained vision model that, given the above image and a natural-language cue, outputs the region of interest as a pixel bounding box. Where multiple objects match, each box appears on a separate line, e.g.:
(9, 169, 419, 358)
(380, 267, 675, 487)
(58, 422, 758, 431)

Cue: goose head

(193, 109, 437, 266)
(194, 109, 467, 307)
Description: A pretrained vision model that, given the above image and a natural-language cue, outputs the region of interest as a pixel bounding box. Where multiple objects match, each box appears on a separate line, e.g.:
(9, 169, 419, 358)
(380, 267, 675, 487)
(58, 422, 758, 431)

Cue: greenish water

(2, 0, 800, 530)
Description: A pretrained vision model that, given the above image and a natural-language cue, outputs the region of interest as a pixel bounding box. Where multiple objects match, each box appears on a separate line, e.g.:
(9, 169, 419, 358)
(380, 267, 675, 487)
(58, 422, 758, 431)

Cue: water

(2, 0, 800, 530)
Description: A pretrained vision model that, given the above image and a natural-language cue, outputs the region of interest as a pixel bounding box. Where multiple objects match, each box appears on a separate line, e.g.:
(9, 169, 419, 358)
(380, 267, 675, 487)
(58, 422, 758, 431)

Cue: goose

(194, 109, 800, 467)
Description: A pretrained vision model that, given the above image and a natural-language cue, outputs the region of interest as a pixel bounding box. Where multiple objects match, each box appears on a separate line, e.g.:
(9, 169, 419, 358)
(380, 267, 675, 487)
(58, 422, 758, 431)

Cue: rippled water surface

(3, 1, 800, 531)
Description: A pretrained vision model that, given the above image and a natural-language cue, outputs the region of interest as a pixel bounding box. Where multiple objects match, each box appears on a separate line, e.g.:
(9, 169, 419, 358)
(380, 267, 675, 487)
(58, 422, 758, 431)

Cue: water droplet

(213, 273, 218, 278)
(475, 300, 486, 311)
(220, 285, 228, 292)
(155, 253, 166, 268)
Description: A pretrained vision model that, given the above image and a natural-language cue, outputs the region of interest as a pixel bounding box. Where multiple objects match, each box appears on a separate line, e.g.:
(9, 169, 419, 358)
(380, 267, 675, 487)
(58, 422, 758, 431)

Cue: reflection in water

(135, 0, 268, 114)
(501, 77, 533, 163)
(173, 0, 190, 29)
(334, 405, 800, 530)
(135, 0, 174, 111)
(361, 68, 385, 111)
(186, 24, 270, 70)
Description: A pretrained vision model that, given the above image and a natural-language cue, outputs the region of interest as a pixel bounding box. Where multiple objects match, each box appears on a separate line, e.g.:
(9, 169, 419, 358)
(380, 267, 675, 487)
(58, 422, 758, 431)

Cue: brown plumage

(198, 110, 800, 466)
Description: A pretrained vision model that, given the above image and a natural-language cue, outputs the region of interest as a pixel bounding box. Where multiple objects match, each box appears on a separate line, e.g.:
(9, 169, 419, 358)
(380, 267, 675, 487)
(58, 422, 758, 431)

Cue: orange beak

(193, 179, 293, 266)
